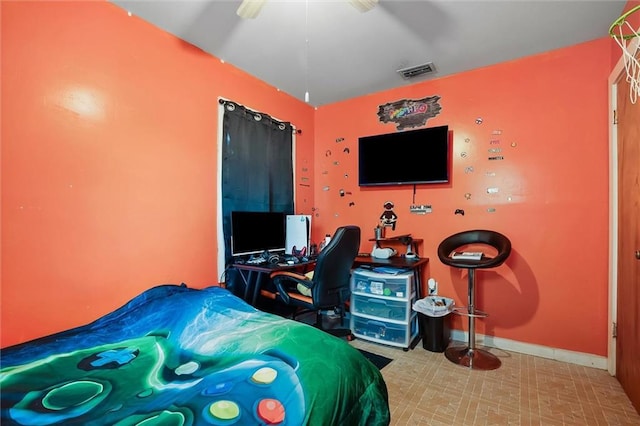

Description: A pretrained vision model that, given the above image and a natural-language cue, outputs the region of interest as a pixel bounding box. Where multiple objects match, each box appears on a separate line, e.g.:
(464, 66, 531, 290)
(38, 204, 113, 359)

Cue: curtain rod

(218, 99, 302, 134)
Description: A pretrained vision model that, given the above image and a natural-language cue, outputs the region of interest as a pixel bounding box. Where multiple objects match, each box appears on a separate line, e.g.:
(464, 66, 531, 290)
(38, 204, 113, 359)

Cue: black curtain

(221, 100, 294, 266)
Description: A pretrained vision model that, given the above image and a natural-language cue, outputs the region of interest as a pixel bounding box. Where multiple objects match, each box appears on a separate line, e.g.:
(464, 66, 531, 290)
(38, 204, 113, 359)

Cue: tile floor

(349, 339, 640, 426)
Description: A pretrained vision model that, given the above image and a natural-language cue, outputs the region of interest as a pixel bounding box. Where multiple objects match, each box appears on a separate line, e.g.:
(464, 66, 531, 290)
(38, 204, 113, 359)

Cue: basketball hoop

(609, 5, 640, 103)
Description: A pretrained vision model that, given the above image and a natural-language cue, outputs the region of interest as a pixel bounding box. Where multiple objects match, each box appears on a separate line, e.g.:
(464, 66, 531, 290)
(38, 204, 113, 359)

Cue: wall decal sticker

(377, 95, 442, 130)
(379, 201, 398, 231)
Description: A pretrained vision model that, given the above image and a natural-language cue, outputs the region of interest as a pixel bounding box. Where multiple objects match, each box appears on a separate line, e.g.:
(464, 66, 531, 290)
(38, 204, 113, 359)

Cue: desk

(233, 256, 428, 350)
(233, 256, 428, 306)
(232, 260, 316, 306)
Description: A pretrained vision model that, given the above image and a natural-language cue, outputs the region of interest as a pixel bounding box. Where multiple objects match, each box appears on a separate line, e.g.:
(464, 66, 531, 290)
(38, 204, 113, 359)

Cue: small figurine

(379, 201, 398, 231)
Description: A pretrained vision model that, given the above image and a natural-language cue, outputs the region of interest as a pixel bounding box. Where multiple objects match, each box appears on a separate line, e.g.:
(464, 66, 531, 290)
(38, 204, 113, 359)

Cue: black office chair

(269, 225, 361, 337)
(437, 229, 511, 370)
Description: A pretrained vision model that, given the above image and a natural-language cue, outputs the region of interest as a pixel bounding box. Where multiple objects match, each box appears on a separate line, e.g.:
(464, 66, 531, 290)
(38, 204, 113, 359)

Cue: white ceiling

(110, 0, 626, 107)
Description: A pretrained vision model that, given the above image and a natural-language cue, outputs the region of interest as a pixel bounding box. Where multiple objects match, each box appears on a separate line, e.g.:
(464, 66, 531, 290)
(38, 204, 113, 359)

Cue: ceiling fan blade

(349, 0, 378, 13)
(237, 0, 267, 19)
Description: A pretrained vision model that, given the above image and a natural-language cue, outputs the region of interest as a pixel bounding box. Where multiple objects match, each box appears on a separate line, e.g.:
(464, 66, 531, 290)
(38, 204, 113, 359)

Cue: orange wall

(312, 38, 612, 356)
(0, 0, 618, 357)
(0, 1, 314, 347)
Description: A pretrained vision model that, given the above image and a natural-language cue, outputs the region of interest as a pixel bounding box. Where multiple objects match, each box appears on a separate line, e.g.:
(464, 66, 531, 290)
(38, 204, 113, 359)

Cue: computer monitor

(230, 211, 287, 258)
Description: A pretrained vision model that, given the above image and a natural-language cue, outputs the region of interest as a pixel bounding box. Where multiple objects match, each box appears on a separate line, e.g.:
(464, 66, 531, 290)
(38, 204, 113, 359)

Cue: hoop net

(610, 6, 640, 104)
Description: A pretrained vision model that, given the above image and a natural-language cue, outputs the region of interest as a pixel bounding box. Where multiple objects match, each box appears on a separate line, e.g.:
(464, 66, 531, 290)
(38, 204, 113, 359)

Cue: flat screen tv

(358, 125, 450, 186)
(230, 211, 286, 257)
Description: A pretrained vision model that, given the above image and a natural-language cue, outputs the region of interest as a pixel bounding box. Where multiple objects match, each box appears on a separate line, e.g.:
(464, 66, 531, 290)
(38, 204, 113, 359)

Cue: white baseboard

(450, 330, 608, 370)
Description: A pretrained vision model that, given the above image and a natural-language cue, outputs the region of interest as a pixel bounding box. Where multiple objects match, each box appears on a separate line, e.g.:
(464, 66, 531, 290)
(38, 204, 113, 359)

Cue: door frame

(607, 34, 640, 375)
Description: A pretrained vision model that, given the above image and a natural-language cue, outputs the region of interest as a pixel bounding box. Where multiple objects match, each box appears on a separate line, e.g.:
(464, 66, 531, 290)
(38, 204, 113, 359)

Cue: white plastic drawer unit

(351, 295, 409, 322)
(350, 268, 414, 300)
(351, 314, 419, 347)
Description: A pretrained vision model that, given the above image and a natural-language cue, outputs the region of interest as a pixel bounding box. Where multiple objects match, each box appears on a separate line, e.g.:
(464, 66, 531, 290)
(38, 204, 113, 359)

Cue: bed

(0, 284, 390, 425)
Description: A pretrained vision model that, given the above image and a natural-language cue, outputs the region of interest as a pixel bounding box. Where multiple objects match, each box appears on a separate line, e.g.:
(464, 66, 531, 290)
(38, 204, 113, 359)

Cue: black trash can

(417, 312, 450, 353)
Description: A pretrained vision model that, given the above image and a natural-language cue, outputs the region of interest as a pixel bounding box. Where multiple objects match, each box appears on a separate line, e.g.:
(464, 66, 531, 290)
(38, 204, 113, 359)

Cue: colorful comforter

(0, 284, 390, 425)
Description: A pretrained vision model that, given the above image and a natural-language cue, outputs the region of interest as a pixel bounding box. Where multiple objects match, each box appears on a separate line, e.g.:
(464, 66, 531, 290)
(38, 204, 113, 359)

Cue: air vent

(397, 62, 436, 80)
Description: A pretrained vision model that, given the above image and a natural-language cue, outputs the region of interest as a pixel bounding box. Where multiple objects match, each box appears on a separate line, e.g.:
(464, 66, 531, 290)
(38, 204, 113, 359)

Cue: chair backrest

(437, 229, 511, 269)
(310, 225, 361, 308)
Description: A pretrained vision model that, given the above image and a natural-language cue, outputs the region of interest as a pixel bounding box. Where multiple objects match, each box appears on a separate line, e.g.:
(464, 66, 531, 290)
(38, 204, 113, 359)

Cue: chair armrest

(270, 271, 313, 304)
